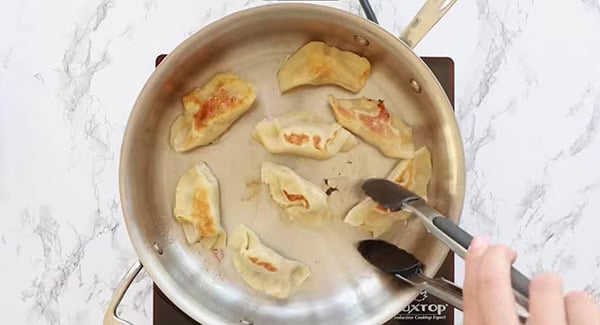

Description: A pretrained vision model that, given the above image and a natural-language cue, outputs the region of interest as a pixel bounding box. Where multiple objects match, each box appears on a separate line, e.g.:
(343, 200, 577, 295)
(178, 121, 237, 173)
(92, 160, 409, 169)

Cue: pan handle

(103, 261, 144, 325)
(359, 0, 378, 24)
(399, 0, 458, 49)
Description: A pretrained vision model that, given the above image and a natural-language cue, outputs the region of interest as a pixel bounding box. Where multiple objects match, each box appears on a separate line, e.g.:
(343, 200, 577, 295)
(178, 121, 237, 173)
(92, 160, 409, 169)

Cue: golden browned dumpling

(170, 73, 257, 152)
(344, 147, 432, 237)
(252, 111, 358, 160)
(261, 161, 334, 227)
(328, 95, 414, 159)
(174, 162, 226, 249)
(277, 41, 371, 93)
(229, 224, 311, 298)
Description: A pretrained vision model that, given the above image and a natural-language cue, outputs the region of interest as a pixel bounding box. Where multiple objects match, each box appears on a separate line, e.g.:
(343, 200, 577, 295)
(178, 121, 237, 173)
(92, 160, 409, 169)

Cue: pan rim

(118, 3, 465, 324)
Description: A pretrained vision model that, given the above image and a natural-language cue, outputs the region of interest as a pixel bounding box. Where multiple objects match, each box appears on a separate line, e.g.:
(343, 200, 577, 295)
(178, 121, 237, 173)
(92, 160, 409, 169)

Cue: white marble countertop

(2, 0, 600, 324)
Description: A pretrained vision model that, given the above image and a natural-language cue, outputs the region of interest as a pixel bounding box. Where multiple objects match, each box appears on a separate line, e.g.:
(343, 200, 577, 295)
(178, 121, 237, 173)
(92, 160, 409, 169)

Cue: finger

(565, 291, 600, 325)
(477, 245, 520, 325)
(528, 273, 567, 325)
(464, 237, 488, 325)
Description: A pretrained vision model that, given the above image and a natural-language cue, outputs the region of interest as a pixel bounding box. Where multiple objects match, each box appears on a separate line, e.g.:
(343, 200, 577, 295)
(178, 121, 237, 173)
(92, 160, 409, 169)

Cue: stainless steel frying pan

(105, 1, 464, 324)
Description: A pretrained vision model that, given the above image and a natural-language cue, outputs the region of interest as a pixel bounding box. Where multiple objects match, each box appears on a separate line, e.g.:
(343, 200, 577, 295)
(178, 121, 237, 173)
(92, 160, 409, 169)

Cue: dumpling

(173, 162, 227, 249)
(261, 161, 333, 226)
(277, 41, 371, 93)
(344, 146, 432, 237)
(170, 73, 257, 152)
(252, 111, 359, 160)
(229, 224, 311, 298)
(328, 95, 414, 159)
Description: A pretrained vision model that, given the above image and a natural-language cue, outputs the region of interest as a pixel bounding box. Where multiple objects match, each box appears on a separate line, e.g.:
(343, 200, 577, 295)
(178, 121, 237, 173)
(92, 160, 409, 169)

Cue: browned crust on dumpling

(248, 256, 278, 272)
(184, 88, 241, 131)
(171, 73, 256, 152)
(282, 190, 310, 209)
(328, 95, 414, 159)
(283, 133, 310, 146)
(277, 41, 371, 93)
(312, 135, 322, 150)
(191, 187, 217, 236)
(394, 163, 415, 188)
(356, 100, 393, 136)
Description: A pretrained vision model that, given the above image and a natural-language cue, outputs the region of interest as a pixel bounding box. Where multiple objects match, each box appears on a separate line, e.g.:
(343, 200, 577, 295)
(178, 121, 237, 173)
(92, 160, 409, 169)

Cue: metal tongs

(361, 178, 531, 319)
(358, 239, 464, 310)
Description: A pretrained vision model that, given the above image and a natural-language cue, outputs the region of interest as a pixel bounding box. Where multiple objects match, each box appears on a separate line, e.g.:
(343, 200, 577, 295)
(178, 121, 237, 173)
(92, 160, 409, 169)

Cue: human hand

(463, 237, 600, 325)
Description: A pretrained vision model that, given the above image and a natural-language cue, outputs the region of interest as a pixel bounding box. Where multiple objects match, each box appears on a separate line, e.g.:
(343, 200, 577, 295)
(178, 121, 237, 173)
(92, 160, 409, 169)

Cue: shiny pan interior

(119, 4, 465, 325)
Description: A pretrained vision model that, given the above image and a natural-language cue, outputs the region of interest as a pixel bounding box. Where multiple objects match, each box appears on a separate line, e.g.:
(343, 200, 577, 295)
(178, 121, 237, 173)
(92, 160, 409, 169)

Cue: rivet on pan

(353, 35, 370, 46)
(240, 319, 253, 325)
(409, 79, 422, 93)
(152, 242, 164, 255)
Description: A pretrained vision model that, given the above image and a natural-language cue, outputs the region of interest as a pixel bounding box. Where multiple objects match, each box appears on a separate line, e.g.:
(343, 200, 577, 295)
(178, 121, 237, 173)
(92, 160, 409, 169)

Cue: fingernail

(583, 291, 598, 304)
(567, 291, 597, 306)
(469, 236, 488, 251)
